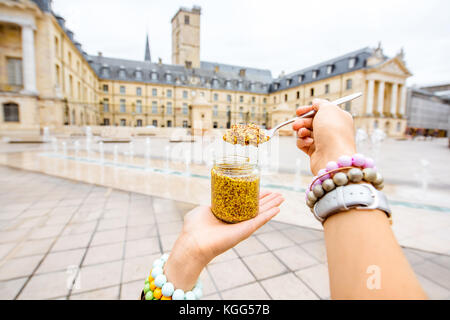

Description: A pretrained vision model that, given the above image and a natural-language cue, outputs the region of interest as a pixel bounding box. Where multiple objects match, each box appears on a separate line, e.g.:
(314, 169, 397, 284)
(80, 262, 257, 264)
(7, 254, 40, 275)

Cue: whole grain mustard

(211, 158, 260, 223)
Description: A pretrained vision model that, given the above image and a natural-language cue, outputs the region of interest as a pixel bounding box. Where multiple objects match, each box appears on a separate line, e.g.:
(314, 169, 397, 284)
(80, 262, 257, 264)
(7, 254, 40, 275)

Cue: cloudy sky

(52, 0, 450, 85)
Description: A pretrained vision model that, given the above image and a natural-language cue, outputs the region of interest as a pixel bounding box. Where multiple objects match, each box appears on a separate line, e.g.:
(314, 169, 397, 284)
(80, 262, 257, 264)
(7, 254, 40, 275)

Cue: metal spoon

(264, 92, 363, 140)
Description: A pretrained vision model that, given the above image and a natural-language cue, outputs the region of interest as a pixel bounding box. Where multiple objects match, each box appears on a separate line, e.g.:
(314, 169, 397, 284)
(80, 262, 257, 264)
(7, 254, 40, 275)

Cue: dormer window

(238, 80, 243, 90)
(286, 79, 292, 86)
(348, 57, 356, 69)
(165, 72, 172, 82)
(118, 66, 126, 79)
(150, 70, 158, 80)
(225, 80, 232, 89)
(298, 74, 304, 82)
(250, 82, 255, 91)
(101, 64, 110, 78)
(273, 83, 279, 90)
(212, 77, 219, 88)
(312, 70, 318, 79)
(135, 68, 142, 80)
(326, 65, 334, 74)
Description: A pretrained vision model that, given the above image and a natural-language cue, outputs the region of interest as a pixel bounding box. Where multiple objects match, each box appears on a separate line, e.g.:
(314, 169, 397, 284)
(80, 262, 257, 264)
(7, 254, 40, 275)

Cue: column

(365, 79, 374, 116)
(390, 83, 398, 117)
(21, 25, 37, 94)
(377, 81, 385, 115)
(399, 84, 407, 117)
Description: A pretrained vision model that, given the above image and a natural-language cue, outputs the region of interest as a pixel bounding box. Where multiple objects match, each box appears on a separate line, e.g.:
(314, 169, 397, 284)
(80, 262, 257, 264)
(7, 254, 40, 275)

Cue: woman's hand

(164, 191, 284, 291)
(293, 98, 357, 175)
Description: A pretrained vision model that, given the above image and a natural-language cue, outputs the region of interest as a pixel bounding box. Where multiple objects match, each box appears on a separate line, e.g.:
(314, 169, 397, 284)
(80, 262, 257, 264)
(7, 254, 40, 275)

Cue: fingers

(297, 127, 311, 138)
(259, 193, 284, 213)
(292, 118, 313, 131)
(259, 192, 282, 207)
(259, 190, 271, 200)
(295, 105, 314, 117)
(296, 137, 314, 149)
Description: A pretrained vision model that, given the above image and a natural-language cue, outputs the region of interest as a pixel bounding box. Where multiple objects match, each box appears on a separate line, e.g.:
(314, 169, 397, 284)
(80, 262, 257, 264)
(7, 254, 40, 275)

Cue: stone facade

(0, 1, 412, 138)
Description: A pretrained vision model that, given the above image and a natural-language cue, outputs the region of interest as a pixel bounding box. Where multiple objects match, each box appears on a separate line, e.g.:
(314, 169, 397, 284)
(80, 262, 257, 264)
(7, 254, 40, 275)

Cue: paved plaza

(0, 166, 449, 300)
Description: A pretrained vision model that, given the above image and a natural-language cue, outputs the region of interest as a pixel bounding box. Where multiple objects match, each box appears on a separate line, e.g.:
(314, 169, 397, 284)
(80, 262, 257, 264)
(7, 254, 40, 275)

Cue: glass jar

(211, 155, 260, 223)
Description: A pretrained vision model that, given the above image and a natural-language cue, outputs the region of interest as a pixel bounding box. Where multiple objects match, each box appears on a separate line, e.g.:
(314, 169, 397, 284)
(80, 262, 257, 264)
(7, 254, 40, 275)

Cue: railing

(0, 83, 23, 93)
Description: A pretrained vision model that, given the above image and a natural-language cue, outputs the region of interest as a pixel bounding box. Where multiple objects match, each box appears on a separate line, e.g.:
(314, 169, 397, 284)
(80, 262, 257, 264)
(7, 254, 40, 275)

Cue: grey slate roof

(87, 55, 273, 94)
(270, 47, 375, 92)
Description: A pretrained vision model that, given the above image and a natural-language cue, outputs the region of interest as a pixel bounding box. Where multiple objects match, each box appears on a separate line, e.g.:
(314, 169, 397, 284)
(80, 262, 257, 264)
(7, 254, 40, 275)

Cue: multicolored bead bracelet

(141, 254, 203, 300)
(305, 154, 384, 209)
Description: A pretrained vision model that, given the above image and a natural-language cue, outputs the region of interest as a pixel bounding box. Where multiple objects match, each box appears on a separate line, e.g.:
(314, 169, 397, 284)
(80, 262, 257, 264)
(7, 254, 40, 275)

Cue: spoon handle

(272, 92, 363, 132)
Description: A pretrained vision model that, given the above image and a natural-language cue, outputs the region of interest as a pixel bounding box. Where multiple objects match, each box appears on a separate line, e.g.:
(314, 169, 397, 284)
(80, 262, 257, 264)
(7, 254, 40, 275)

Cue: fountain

(98, 141, 104, 164)
(74, 140, 80, 158)
(62, 141, 67, 157)
(293, 157, 302, 191)
(43, 126, 51, 142)
(370, 129, 386, 163)
(51, 137, 58, 154)
(113, 145, 119, 163)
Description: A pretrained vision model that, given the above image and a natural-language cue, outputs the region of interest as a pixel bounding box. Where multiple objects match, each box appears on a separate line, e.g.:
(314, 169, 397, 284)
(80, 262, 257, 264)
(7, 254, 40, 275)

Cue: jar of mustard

(211, 155, 260, 223)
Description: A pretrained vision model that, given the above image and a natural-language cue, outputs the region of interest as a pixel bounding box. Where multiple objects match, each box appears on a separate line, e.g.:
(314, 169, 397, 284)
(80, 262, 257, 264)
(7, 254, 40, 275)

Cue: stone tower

(171, 6, 201, 68)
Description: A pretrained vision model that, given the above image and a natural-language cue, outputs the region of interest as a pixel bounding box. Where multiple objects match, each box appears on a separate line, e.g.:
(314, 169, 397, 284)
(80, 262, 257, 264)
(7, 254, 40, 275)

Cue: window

(184, 15, 190, 25)
(55, 64, 60, 85)
(396, 122, 401, 132)
(227, 95, 232, 102)
(152, 119, 158, 127)
(310, 88, 315, 97)
(3, 103, 19, 122)
(120, 86, 125, 94)
(182, 120, 188, 128)
(167, 89, 172, 98)
(325, 84, 330, 94)
(349, 57, 356, 69)
(284, 94, 288, 102)
(77, 81, 81, 99)
(239, 96, 243, 103)
(136, 100, 142, 113)
(151, 72, 158, 80)
(344, 101, 351, 112)
(69, 75, 73, 97)
(346, 79, 353, 90)
(137, 119, 142, 127)
(183, 90, 188, 99)
(7, 58, 23, 86)
(103, 118, 110, 126)
(103, 98, 109, 112)
(296, 91, 300, 99)
(152, 101, 157, 114)
(214, 93, 218, 101)
(213, 105, 218, 117)
(120, 119, 126, 126)
(167, 120, 172, 127)
(252, 97, 255, 104)
(213, 122, 218, 128)
(68, 51, 72, 67)
(136, 87, 142, 96)
(239, 106, 244, 119)
(312, 70, 318, 79)
(182, 103, 188, 115)
(374, 120, 378, 129)
(263, 98, 267, 104)
(166, 102, 173, 115)
(251, 106, 255, 118)
(274, 96, 276, 103)
(54, 36, 59, 58)
(152, 88, 157, 96)
(120, 99, 126, 113)
(286, 79, 292, 86)
(327, 65, 333, 74)
(103, 84, 108, 93)
(298, 74, 304, 82)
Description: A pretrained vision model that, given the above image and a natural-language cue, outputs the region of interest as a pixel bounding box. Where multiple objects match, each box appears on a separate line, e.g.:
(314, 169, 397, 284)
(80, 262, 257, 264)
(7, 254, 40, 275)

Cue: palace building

(0, 0, 412, 138)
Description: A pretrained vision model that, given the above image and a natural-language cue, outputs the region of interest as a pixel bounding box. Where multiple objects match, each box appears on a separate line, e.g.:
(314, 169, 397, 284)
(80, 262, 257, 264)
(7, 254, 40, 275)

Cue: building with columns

(0, 1, 412, 138)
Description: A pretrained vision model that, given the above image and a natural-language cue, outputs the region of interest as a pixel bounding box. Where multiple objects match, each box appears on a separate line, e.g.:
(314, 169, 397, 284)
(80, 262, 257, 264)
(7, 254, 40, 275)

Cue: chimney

(214, 65, 219, 73)
(158, 57, 162, 65)
(98, 51, 103, 57)
(239, 68, 246, 77)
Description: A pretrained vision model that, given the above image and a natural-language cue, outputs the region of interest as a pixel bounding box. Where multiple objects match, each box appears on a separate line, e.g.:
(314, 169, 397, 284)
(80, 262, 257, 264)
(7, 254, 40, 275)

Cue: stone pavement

(0, 166, 449, 300)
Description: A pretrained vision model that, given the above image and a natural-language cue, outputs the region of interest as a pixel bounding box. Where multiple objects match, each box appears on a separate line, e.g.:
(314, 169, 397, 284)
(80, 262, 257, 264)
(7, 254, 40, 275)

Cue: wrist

(312, 140, 356, 175)
(163, 232, 207, 292)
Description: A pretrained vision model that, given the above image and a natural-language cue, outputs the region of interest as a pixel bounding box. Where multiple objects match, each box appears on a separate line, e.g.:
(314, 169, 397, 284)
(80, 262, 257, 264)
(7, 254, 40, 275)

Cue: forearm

(323, 208, 427, 299)
(163, 233, 207, 292)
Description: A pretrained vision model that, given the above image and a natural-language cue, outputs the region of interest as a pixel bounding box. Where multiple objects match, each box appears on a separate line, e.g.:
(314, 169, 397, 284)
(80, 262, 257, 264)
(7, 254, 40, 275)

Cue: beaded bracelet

(141, 254, 203, 300)
(305, 154, 384, 209)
